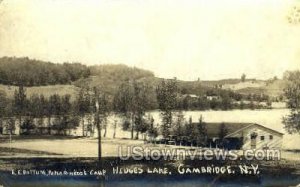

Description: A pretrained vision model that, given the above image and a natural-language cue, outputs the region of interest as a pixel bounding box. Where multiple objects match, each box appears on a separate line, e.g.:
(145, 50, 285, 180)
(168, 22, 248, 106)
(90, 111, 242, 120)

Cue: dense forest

(90, 64, 154, 81)
(0, 57, 91, 86)
(0, 57, 155, 87)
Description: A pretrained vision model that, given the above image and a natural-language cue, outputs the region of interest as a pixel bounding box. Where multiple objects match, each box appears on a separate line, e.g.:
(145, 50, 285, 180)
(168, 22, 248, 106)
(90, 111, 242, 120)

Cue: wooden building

(202, 122, 283, 150)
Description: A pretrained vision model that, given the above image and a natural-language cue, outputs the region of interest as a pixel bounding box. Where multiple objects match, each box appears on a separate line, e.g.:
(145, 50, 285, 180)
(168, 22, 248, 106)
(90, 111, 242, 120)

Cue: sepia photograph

(0, 0, 300, 186)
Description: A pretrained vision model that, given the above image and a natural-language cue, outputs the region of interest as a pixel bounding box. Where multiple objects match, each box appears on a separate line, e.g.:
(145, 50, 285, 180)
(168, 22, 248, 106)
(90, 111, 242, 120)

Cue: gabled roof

(202, 122, 252, 138)
(192, 122, 283, 138)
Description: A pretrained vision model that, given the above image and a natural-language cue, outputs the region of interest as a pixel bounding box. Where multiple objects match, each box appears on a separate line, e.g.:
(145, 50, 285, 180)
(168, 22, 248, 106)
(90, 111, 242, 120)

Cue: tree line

(0, 57, 90, 86)
(0, 81, 156, 139)
(0, 77, 276, 139)
(283, 70, 300, 134)
(0, 57, 155, 87)
(0, 86, 82, 135)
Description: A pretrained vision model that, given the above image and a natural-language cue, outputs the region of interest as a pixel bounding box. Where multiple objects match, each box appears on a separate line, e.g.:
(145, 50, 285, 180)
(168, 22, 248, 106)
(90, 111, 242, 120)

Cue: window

(250, 132, 257, 139)
(260, 136, 265, 141)
(269, 135, 273, 140)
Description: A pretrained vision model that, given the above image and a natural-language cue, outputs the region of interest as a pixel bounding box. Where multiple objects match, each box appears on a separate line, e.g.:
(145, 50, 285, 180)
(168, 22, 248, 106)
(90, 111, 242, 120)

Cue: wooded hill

(0, 57, 284, 101)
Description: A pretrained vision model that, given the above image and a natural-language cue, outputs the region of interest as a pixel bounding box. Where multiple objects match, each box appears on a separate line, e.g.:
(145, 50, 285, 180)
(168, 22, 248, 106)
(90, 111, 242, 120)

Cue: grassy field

(0, 135, 299, 162)
(0, 84, 79, 100)
(0, 136, 300, 186)
(0, 136, 147, 157)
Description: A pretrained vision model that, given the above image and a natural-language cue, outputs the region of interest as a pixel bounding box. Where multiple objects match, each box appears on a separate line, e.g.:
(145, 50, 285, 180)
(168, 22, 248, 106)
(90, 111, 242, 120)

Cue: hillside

(227, 79, 285, 97)
(0, 57, 157, 100)
(0, 57, 286, 101)
(0, 84, 79, 100)
(74, 64, 155, 95)
(0, 57, 90, 86)
(200, 78, 258, 87)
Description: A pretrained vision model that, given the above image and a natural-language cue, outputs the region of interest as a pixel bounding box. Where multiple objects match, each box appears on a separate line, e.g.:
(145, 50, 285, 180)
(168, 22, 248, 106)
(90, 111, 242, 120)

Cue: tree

(249, 100, 255, 110)
(7, 118, 16, 135)
(197, 115, 207, 146)
(61, 94, 71, 115)
(183, 117, 196, 145)
(28, 94, 43, 118)
(86, 114, 94, 136)
(218, 123, 228, 148)
(51, 118, 65, 135)
(61, 94, 77, 135)
(132, 82, 150, 139)
(156, 78, 178, 138)
(113, 120, 118, 139)
(241, 74, 246, 82)
(39, 94, 48, 117)
(113, 82, 134, 138)
(197, 97, 210, 110)
(182, 96, 190, 110)
(46, 95, 58, 133)
(239, 101, 245, 110)
(0, 91, 8, 133)
(47, 94, 79, 135)
(0, 90, 8, 116)
(187, 117, 201, 146)
(49, 94, 61, 116)
(20, 117, 35, 135)
(220, 92, 232, 110)
(147, 115, 158, 141)
(173, 111, 185, 137)
(114, 81, 150, 139)
(62, 115, 80, 135)
(75, 87, 91, 136)
(13, 85, 28, 128)
(28, 94, 45, 133)
(282, 71, 300, 134)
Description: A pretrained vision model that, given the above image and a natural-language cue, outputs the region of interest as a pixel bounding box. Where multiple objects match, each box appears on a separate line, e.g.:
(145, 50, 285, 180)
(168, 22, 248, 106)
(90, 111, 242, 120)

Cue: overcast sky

(0, 0, 299, 80)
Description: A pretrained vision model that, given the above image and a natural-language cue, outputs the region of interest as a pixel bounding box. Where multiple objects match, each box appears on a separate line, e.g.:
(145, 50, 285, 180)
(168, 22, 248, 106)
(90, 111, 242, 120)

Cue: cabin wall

(230, 126, 282, 150)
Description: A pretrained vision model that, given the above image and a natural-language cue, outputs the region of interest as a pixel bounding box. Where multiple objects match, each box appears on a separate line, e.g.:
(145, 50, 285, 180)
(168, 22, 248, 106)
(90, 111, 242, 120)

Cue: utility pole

(94, 88, 102, 163)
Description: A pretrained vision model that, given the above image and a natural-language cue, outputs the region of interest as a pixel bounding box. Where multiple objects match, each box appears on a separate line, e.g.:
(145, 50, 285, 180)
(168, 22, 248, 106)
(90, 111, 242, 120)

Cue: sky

(0, 0, 300, 80)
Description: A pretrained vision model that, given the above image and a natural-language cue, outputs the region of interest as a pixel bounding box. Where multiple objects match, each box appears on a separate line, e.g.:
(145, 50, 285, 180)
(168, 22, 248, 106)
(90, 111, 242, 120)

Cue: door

(250, 132, 257, 149)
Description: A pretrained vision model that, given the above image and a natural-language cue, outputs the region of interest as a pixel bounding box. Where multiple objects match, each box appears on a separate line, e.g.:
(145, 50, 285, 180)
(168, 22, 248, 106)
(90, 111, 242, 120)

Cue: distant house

(182, 94, 198, 98)
(206, 95, 220, 101)
(196, 122, 283, 150)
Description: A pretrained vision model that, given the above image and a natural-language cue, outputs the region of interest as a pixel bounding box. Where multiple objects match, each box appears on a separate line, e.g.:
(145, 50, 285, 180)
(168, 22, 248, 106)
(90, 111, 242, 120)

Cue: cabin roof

(192, 122, 283, 138)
